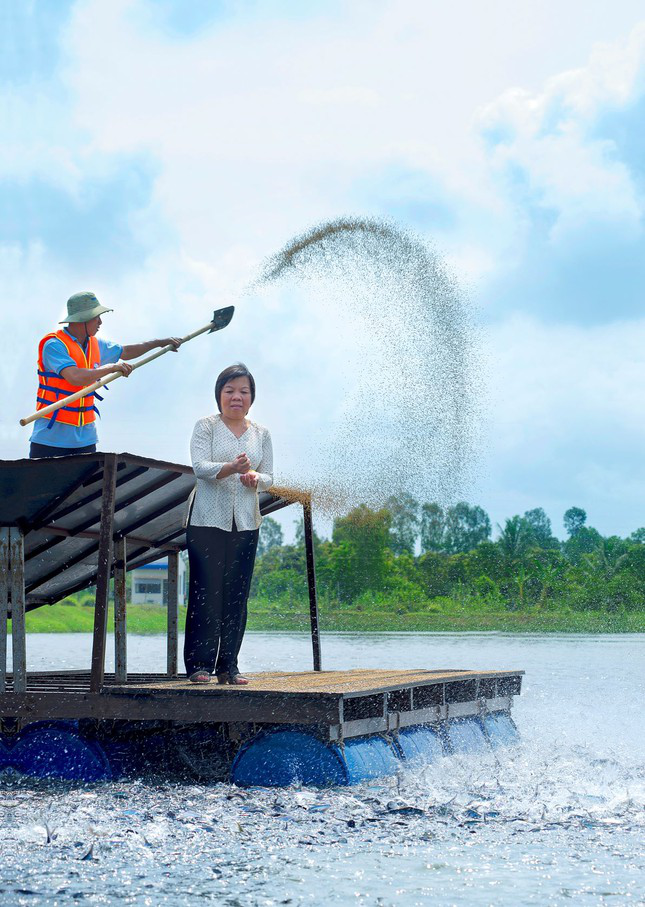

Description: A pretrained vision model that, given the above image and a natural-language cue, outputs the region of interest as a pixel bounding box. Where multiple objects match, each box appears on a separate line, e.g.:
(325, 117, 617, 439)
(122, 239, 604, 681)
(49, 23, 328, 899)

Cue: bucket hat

(59, 292, 113, 324)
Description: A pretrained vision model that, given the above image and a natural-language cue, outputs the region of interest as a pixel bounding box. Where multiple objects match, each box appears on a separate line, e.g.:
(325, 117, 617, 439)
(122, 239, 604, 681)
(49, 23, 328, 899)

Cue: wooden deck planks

(106, 668, 522, 696)
(2, 667, 522, 694)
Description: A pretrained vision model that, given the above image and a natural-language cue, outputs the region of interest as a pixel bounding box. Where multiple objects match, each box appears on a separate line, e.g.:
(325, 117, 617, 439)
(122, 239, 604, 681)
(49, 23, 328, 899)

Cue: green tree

(523, 507, 558, 549)
(580, 536, 629, 582)
(525, 549, 568, 608)
(624, 542, 645, 578)
(385, 493, 420, 555)
(496, 515, 532, 563)
(255, 567, 307, 606)
(564, 507, 587, 537)
(464, 541, 505, 585)
(420, 503, 445, 553)
(622, 544, 645, 605)
(294, 514, 324, 557)
(327, 541, 360, 604)
(629, 527, 645, 544)
(563, 526, 602, 564)
(257, 516, 284, 556)
(444, 503, 491, 553)
(416, 551, 452, 597)
(251, 542, 305, 597)
(604, 573, 645, 611)
(330, 505, 391, 602)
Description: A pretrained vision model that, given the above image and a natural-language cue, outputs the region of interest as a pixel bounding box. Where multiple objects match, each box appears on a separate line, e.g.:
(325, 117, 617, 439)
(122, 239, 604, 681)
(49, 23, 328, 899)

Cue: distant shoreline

(15, 602, 645, 634)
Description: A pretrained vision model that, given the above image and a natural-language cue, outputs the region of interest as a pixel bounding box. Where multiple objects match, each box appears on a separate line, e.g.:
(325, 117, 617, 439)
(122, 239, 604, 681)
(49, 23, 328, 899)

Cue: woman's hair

(215, 363, 256, 412)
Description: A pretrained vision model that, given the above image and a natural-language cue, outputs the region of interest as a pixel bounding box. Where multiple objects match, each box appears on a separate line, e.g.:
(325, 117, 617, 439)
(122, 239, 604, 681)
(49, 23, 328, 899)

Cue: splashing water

(254, 217, 478, 515)
(1, 634, 643, 905)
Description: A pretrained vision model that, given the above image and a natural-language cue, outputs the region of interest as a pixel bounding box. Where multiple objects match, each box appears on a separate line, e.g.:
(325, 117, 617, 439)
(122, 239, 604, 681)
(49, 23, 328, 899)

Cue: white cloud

(478, 23, 645, 293)
(58, 1, 645, 265)
(481, 315, 645, 536)
(3, 0, 645, 539)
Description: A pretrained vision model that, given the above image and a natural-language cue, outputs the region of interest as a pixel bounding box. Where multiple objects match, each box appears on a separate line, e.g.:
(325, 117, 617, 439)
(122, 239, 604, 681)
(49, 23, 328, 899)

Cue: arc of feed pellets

(20, 306, 235, 427)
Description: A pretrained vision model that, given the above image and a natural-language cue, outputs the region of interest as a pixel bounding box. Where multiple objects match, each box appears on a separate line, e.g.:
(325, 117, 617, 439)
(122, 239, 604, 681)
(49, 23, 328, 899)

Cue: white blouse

(188, 414, 273, 531)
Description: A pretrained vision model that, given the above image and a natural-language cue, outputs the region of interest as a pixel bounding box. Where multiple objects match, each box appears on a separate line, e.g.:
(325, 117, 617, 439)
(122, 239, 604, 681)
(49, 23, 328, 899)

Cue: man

(30, 291, 181, 458)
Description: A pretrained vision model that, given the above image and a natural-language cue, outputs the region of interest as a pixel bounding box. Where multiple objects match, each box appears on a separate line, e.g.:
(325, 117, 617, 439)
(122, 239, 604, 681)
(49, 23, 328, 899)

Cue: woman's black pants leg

(184, 524, 259, 677)
(217, 526, 259, 676)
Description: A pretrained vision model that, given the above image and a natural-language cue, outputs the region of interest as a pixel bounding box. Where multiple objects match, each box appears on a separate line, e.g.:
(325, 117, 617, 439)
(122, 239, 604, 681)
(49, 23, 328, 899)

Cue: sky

(1, 0, 644, 541)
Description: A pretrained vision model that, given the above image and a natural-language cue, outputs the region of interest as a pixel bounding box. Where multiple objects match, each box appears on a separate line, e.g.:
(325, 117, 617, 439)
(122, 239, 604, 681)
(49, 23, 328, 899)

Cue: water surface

(1, 633, 643, 905)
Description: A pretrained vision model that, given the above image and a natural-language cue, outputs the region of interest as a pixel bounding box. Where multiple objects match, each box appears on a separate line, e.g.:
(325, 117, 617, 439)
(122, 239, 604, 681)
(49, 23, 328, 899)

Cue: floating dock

(0, 453, 523, 786)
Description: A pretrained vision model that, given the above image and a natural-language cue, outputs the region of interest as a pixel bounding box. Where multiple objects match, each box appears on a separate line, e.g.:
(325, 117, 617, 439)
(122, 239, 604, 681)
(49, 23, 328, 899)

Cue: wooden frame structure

(0, 453, 523, 746)
(0, 452, 321, 697)
(0, 528, 26, 695)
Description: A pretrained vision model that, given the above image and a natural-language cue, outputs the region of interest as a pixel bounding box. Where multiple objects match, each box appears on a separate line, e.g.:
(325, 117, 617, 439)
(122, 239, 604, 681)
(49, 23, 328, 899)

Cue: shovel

(20, 306, 234, 427)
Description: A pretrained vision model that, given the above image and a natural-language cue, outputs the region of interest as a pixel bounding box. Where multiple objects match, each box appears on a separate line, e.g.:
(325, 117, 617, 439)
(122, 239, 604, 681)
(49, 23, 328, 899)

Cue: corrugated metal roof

(0, 452, 297, 612)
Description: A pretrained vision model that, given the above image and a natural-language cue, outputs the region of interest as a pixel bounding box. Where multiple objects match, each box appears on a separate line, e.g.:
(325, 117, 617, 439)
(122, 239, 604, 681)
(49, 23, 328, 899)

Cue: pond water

(1, 632, 644, 906)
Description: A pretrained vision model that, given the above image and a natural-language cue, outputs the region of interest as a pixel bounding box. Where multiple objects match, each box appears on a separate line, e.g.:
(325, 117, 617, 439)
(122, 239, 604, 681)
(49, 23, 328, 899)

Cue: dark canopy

(0, 453, 295, 612)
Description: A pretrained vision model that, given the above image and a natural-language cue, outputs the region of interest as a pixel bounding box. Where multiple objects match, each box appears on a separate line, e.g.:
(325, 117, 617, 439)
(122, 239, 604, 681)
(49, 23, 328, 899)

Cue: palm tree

(581, 537, 628, 582)
(530, 557, 565, 609)
(496, 516, 531, 563)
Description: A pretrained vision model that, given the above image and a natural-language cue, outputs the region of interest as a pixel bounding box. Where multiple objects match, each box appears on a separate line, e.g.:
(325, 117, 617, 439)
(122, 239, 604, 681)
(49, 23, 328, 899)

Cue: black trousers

(29, 442, 97, 458)
(184, 523, 259, 677)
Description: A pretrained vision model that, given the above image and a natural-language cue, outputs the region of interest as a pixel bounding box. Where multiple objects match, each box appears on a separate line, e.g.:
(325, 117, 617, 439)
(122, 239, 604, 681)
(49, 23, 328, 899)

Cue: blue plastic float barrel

(1, 715, 518, 785)
(445, 717, 489, 755)
(482, 712, 519, 748)
(231, 728, 399, 787)
(396, 725, 445, 764)
(343, 734, 400, 782)
(11, 721, 112, 782)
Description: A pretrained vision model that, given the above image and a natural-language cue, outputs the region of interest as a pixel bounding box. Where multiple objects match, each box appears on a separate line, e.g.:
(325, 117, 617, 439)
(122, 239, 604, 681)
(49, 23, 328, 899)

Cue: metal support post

(167, 550, 179, 677)
(114, 536, 127, 684)
(9, 528, 26, 693)
(0, 528, 9, 694)
(90, 454, 118, 693)
(303, 501, 322, 671)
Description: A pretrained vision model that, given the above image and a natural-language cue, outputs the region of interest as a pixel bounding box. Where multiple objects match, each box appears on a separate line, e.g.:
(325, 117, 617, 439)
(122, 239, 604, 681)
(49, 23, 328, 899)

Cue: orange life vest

(37, 330, 102, 428)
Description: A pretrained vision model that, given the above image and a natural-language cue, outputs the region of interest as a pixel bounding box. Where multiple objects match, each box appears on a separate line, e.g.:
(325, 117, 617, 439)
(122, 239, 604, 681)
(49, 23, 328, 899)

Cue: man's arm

(60, 362, 133, 386)
(44, 337, 133, 388)
(121, 337, 182, 360)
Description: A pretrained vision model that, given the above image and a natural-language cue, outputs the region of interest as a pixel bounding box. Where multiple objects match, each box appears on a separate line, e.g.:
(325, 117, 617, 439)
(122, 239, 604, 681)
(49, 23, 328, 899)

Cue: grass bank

(247, 609, 645, 633)
(15, 601, 645, 634)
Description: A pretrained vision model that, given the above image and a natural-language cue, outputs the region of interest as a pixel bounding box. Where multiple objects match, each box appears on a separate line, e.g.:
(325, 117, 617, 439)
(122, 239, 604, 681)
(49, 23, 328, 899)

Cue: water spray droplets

(255, 217, 478, 515)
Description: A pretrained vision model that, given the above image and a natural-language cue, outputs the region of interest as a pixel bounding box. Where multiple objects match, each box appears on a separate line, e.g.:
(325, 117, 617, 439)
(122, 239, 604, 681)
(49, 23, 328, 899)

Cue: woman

(185, 363, 273, 684)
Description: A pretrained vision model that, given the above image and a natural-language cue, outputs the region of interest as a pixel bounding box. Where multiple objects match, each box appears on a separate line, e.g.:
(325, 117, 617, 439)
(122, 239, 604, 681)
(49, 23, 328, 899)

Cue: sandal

(188, 670, 211, 684)
(216, 673, 250, 685)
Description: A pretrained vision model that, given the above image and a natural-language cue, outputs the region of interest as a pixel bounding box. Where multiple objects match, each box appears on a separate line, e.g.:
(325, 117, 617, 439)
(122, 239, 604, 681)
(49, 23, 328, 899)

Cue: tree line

(252, 497, 645, 613)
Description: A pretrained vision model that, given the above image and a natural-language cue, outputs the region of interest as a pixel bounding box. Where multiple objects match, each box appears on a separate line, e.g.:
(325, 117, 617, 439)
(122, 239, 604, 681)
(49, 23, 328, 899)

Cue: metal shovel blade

(210, 306, 235, 332)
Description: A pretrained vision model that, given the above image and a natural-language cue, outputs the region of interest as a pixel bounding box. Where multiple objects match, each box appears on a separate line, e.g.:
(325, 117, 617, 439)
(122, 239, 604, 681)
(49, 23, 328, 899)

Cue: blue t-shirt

(31, 329, 123, 448)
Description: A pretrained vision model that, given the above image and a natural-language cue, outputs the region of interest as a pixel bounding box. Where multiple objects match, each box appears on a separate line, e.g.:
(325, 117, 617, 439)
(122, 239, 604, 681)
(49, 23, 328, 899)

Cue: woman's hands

(231, 453, 251, 474)
(240, 471, 258, 489)
(234, 454, 259, 487)
(216, 453, 257, 481)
